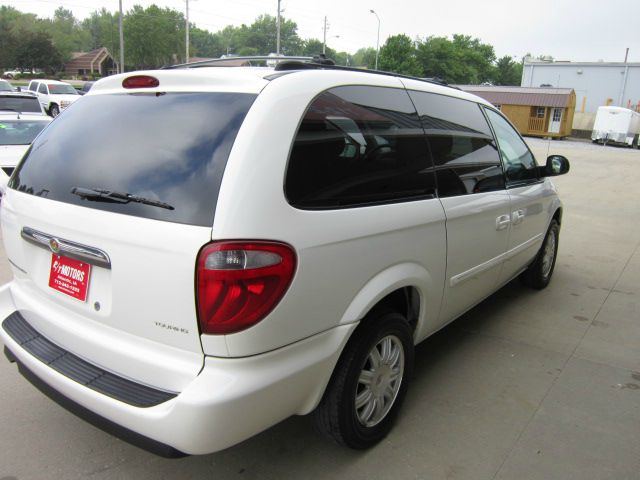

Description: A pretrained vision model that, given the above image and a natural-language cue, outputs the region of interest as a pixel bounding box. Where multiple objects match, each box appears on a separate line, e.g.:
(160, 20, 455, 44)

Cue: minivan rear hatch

(1, 88, 257, 390)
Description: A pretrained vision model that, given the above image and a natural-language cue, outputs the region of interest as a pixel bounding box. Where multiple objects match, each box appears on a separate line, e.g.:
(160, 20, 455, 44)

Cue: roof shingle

(456, 86, 574, 108)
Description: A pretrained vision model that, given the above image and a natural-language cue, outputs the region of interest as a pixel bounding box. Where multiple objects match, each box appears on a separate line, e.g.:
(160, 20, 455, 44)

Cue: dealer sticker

(48, 254, 91, 302)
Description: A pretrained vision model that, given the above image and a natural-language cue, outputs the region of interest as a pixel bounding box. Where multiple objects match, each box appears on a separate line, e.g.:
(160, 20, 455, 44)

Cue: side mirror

(543, 155, 570, 177)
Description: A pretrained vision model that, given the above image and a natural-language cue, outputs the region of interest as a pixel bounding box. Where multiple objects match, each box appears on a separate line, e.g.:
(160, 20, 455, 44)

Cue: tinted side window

(408, 91, 504, 197)
(484, 108, 538, 185)
(38, 83, 47, 94)
(28, 82, 38, 92)
(285, 86, 435, 209)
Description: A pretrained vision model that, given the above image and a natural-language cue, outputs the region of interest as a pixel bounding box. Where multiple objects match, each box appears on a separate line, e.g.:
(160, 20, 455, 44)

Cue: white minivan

(0, 58, 569, 456)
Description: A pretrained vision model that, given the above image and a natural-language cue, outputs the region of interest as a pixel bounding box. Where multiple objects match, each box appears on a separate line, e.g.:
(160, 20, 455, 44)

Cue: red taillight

(196, 241, 296, 335)
(122, 75, 160, 89)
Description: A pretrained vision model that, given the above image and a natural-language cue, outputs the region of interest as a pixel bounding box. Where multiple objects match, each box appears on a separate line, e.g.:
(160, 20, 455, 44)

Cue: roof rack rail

(273, 61, 455, 89)
(163, 53, 455, 90)
(163, 55, 318, 69)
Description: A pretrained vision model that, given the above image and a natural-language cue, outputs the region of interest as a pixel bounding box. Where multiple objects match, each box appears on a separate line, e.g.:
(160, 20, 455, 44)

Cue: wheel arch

(553, 206, 563, 225)
(298, 264, 431, 415)
(339, 262, 434, 336)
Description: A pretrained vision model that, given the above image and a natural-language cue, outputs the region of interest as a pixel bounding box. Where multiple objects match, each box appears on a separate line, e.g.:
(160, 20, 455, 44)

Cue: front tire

(520, 219, 560, 289)
(49, 104, 59, 117)
(315, 310, 414, 449)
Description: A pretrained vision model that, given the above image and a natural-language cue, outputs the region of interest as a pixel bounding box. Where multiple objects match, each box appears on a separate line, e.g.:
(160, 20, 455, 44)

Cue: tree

(231, 15, 302, 55)
(379, 34, 421, 76)
(416, 34, 496, 84)
(43, 7, 90, 61)
(451, 34, 496, 83)
(0, 5, 529, 82)
(190, 27, 224, 58)
(218, 25, 236, 56)
(82, 9, 121, 63)
(124, 5, 185, 69)
(494, 55, 523, 85)
(301, 39, 324, 56)
(14, 31, 62, 72)
(298, 39, 349, 65)
(0, 6, 43, 68)
(352, 47, 377, 68)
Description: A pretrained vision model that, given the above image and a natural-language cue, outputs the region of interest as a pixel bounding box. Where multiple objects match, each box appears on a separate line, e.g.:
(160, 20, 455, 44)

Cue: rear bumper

(591, 130, 634, 145)
(0, 287, 356, 455)
(3, 346, 185, 458)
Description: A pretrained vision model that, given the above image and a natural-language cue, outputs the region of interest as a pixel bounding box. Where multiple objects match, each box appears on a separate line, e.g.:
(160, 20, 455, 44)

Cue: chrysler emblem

(49, 238, 60, 253)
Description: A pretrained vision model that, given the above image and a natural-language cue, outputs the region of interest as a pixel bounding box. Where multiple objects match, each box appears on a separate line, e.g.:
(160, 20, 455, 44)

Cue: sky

(4, 0, 640, 62)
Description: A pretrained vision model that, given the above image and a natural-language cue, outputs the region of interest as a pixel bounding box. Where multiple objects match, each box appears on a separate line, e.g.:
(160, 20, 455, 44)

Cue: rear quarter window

(10, 92, 256, 226)
(285, 85, 436, 209)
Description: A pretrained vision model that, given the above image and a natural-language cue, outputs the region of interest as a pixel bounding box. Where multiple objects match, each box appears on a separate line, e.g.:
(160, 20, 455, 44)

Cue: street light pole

(118, 0, 124, 73)
(370, 9, 380, 70)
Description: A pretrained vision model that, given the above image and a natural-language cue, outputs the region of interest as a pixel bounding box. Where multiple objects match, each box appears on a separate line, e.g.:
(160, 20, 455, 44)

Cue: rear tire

(520, 219, 560, 289)
(315, 310, 414, 449)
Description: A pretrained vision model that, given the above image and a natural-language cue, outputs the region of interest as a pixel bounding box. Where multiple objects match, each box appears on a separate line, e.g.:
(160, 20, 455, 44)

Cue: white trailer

(591, 106, 640, 148)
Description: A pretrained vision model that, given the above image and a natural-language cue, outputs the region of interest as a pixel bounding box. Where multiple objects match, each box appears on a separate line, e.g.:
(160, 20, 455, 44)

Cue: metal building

(521, 60, 640, 134)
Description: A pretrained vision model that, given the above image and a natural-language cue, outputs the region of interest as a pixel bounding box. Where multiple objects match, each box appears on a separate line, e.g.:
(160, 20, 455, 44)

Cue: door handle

(512, 209, 525, 225)
(496, 215, 511, 230)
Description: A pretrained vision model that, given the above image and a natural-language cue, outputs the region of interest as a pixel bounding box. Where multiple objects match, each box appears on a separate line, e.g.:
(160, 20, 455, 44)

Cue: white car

(27, 79, 80, 117)
(2, 70, 22, 79)
(0, 80, 15, 92)
(0, 113, 51, 192)
(0, 59, 569, 456)
(0, 92, 51, 193)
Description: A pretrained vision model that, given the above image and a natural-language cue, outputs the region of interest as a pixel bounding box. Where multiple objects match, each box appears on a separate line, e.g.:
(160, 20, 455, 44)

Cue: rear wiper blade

(71, 187, 175, 211)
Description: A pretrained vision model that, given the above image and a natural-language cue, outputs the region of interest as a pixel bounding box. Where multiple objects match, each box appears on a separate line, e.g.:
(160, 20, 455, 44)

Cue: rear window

(0, 95, 42, 113)
(48, 84, 78, 95)
(10, 92, 256, 226)
(0, 120, 49, 145)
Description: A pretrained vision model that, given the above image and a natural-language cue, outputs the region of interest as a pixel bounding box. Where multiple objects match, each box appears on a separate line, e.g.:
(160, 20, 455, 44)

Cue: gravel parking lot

(0, 138, 638, 480)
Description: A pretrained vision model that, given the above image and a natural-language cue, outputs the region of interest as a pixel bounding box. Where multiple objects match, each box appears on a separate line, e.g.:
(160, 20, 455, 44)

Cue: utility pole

(276, 0, 281, 55)
(118, 0, 124, 73)
(323, 16, 327, 54)
(185, 0, 190, 62)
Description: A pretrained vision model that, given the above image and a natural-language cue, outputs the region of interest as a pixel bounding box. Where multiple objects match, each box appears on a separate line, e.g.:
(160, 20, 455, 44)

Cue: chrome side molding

(21, 226, 111, 269)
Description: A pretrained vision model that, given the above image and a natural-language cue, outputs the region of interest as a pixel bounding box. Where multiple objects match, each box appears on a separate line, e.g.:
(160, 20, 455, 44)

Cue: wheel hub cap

(541, 229, 557, 278)
(355, 334, 405, 428)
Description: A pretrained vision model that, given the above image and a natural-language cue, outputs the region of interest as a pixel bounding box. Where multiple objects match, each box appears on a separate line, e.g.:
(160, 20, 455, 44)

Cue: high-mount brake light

(196, 241, 296, 335)
(122, 75, 160, 89)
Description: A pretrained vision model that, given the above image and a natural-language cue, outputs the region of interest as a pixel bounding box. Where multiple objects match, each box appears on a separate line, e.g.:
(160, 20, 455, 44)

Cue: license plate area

(48, 254, 91, 302)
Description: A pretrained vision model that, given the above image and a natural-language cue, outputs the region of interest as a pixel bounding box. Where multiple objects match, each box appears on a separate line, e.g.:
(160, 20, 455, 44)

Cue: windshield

(11, 92, 256, 226)
(0, 81, 13, 92)
(0, 96, 42, 113)
(48, 84, 78, 95)
(0, 120, 49, 145)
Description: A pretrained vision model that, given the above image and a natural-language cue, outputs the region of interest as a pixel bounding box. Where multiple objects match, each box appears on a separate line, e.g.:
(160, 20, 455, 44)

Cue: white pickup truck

(27, 79, 80, 117)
